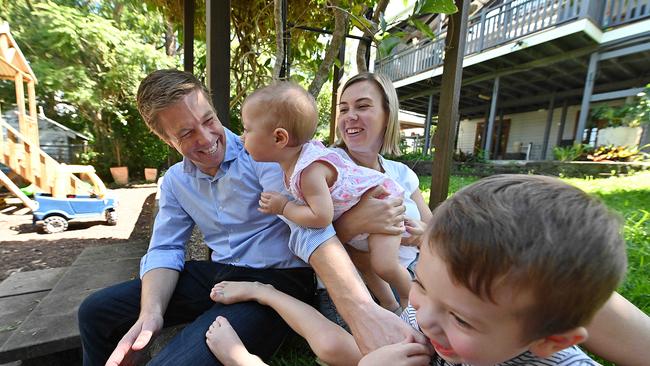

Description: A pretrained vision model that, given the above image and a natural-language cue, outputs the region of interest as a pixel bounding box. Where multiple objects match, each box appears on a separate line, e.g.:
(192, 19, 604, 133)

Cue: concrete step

(0, 241, 147, 363)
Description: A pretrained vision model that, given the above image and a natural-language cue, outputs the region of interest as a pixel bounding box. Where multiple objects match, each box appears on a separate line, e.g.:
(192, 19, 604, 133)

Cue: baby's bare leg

(349, 249, 400, 312)
(212, 281, 361, 366)
(367, 234, 411, 308)
(205, 316, 266, 366)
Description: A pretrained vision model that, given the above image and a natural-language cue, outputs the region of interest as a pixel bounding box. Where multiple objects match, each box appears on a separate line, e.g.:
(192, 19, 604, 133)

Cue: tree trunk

(308, 0, 348, 98)
(355, 0, 388, 73)
(164, 19, 177, 56)
(272, 0, 285, 80)
(113, 1, 124, 27)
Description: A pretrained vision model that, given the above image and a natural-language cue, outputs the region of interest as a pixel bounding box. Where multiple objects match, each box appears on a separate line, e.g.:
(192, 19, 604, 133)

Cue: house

(374, 0, 650, 160)
(2, 108, 90, 164)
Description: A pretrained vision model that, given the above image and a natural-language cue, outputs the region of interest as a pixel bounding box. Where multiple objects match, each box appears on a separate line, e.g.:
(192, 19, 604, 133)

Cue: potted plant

(144, 167, 158, 182)
(109, 143, 128, 185)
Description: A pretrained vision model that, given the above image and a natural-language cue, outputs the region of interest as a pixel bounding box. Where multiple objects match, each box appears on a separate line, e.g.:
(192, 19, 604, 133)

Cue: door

(474, 119, 511, 159)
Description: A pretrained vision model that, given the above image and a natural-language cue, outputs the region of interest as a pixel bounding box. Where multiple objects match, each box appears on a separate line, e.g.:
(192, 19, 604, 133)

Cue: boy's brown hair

(243, 81, 318, 147)
(136, 69, 212, 141)
(427, 174, 626, 341)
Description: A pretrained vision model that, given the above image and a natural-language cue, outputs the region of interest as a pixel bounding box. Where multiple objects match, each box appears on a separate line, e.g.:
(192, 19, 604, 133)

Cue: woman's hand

(401, 218, 427, 248)
(335, 185, 406, 243)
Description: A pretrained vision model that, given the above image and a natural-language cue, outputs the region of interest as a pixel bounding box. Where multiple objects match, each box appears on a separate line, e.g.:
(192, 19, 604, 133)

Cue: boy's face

(240, 103, 279, 162)
(158, 89, 226, 176)
(410, 245, 535, 366)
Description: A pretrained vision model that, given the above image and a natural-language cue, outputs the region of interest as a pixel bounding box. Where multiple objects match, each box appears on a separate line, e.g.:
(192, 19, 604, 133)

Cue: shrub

(553, 143, 588, 161)
(587, 145, 649, 162)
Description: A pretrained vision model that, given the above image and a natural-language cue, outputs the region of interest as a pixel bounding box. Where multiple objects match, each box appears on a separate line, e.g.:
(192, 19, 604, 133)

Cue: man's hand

(401, 218, 426, 247)
(348, 302, 428, 355)
(105, 312, 164, 366)
(258, 191, 289, 215)
(359, 335, 433, 366)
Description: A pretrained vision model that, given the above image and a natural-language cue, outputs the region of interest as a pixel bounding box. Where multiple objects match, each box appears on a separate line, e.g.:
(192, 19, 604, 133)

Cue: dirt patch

(0, 184, 157, 281)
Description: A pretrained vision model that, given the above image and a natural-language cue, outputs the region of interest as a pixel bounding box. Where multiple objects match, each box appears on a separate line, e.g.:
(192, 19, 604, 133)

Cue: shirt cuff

(139, 246, 186, 278)
(284, 219, 337, 263)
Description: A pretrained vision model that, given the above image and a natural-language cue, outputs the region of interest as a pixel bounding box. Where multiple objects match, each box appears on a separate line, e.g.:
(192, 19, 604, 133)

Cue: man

(78, 69, 424, 365)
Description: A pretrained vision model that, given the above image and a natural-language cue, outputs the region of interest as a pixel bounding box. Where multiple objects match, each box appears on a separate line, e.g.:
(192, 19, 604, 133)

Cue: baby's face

(409, 245, 535, 366)
(240, 104, 277, 162)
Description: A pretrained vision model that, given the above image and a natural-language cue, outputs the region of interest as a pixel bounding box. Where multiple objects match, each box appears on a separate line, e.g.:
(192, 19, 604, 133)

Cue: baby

(239, 81, 412, 311)
(206, 174, 626, 366)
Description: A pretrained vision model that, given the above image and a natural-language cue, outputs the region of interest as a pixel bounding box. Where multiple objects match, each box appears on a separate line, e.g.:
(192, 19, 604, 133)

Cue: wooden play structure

(0, 22, 105, 208)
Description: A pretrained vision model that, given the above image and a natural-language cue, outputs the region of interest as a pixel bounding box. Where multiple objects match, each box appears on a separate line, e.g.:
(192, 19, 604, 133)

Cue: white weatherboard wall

(456, 106, 582, 159)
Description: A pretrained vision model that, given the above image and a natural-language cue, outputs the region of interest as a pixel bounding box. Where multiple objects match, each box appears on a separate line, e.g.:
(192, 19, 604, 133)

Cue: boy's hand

(359, 335, 433, 366)
(258, 191, 289, 215)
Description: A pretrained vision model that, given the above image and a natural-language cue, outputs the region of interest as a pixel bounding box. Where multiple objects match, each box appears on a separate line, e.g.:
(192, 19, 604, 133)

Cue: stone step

(0, 242, 147, 363)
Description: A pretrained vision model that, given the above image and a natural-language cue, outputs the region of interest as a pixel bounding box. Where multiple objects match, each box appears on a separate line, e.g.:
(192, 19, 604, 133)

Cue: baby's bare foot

(210, 281, 273, 304)
(205, 316, 263, 366)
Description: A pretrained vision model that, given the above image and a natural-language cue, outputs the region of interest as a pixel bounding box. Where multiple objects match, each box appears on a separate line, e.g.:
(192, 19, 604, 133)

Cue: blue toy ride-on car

(30, 165, 118, 233)
(33, 193, 117, 233)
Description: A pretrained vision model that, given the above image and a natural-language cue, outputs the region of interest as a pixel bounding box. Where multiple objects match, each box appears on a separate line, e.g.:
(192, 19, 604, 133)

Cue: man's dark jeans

(78, 260, 315, 366)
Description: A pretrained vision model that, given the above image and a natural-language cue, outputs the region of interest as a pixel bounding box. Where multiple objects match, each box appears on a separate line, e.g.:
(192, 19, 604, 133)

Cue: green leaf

(378, 36, 401, 58)
(411, 18, 436, 39)
(417, 0, 458, 15)
(380, 13, 388, 33)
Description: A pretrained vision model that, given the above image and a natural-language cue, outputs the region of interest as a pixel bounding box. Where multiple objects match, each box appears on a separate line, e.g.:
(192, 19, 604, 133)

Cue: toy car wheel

(106, 210, 117, 225)
(43, 215, 68, 234)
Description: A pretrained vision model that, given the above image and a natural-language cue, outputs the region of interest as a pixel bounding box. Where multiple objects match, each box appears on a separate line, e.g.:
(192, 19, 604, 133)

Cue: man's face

(409, 245, 534, 366)
(157, 89, 226, 176)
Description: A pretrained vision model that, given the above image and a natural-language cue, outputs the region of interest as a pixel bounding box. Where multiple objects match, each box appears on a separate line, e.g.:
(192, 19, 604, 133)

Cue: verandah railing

(375, 0, 650, 81)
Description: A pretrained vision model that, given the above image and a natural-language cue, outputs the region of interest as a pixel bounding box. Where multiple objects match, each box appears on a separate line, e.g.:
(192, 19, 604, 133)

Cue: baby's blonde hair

(243, 81, 318, 147)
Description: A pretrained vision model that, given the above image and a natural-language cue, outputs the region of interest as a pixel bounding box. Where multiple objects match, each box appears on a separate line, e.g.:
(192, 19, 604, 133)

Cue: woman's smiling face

(337, 80, 387, 156)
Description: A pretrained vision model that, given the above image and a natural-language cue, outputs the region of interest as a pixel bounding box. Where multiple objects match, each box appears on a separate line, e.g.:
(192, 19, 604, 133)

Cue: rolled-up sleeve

(140, 174, 194, 277)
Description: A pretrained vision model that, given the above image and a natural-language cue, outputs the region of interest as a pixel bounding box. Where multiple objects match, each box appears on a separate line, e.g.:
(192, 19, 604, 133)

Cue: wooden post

(575, 52, 599, 144)
(484, 76, 500, 159)
(541, 92, 556, 160)
(424, 94, 434, 154)
(495, 108, 504, 158)
(183, 0, 195, 73)
(27, 79, 40, 180)
(556, 99, 569, 146)
(206, 0, 230, 128)
(429, 0, 470, 209)
(14, 73, 26, 137)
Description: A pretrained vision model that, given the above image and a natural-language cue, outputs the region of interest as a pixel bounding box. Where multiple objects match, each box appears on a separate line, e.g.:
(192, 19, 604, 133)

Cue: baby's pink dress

(288, 140, 404, 249)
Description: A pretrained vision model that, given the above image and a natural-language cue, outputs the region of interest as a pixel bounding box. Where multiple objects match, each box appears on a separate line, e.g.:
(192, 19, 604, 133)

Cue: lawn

(271, 172, 650, 365)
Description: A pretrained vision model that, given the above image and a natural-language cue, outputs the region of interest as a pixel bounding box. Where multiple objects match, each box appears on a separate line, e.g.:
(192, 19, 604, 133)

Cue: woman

(331, 72, 650, 366)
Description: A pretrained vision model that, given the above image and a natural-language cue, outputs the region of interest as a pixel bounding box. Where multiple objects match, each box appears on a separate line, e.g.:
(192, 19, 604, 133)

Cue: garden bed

(401, 160, 650, 178)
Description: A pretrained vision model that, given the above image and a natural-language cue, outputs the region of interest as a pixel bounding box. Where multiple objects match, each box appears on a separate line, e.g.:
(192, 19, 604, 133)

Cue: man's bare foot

(205, 316, 264, 366)
(210, 281, 273, 304)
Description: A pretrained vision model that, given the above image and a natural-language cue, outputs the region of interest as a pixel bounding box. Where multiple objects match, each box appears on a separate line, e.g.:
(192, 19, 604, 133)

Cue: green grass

(270, 172, 650, 365)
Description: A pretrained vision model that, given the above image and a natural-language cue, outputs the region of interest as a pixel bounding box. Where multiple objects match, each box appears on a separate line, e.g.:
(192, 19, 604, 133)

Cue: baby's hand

(359, 335, 432, 366)
(258, 191, 289, 215)
(402, 218, 425, 247)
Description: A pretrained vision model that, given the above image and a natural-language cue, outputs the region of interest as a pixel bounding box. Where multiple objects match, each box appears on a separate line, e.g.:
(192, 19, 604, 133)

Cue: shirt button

(234, 257, 239, 263)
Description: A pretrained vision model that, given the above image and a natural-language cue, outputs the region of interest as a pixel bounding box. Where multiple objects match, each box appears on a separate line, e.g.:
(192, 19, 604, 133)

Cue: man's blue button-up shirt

(140, 128, 336, 277)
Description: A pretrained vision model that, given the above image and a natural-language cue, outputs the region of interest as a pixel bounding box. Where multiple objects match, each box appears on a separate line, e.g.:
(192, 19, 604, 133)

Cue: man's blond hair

(136, 69, 212, 141)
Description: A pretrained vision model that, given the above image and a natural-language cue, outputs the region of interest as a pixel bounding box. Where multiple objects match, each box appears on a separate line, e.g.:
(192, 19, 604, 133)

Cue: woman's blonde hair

(336, 72, 401, 156)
